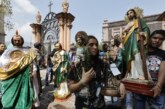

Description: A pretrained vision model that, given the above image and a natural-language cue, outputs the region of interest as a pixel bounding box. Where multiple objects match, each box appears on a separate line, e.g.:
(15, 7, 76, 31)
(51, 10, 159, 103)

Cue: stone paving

(39, 69, 54, 109)
(39, 69, 75, 109)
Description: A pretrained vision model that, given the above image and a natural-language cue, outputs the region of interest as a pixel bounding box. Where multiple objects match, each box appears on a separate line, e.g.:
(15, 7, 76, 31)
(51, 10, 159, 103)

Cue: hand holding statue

(139, 31, 147, 40)
(150, 84, 162, 97)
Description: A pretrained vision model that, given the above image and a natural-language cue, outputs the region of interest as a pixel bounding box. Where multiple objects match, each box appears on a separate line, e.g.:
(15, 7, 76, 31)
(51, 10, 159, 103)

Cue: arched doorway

(41, 12, 59, 54)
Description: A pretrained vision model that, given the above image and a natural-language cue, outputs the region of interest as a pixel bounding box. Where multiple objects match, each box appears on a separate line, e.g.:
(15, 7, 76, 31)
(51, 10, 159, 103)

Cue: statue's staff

(138, 16, 148, 80)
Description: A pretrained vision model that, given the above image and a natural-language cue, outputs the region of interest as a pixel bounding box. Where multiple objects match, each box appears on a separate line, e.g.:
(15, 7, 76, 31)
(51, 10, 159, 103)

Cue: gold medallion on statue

(9, 50, 25, 62)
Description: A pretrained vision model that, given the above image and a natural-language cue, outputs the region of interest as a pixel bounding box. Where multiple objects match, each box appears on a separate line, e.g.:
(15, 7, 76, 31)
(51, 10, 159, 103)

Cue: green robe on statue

(0, 48, 36, 109)
(1, 66, 33, 109)
(123, 19, 150, 79)
(52, 50, 71, 100)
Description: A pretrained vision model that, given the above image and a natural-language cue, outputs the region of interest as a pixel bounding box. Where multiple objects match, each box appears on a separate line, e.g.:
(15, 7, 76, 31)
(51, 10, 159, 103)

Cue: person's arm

(68, 80, 86, 93)
(68, 67, 95, 93)
(30, 60, 37, 78)
(151, 61, 165, 97)
(119, 82, 126, 100)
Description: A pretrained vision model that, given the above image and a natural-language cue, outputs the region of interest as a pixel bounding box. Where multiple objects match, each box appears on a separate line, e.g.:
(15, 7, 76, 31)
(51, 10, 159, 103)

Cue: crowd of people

(0, 8, 165, 109)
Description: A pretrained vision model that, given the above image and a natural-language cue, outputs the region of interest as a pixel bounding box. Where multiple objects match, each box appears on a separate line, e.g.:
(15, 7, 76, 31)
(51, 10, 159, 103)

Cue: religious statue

(74, 31, 88, 65)
(0, 31, 36, 108)
(122, 8, 150, 80)
(51, 43, 70, 100)
(36, 11, 41, 24)
(122, 8, 154, 97)
(62, 0, 69, 13)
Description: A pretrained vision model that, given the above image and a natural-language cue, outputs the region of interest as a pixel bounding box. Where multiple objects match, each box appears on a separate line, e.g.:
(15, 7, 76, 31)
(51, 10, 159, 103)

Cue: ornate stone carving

(62, 0, 69, 13)
(36, 11, 41, 24)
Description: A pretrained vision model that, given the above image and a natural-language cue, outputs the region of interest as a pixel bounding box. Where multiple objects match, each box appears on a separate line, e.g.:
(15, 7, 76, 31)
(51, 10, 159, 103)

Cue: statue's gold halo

(124, 7, 144, 23)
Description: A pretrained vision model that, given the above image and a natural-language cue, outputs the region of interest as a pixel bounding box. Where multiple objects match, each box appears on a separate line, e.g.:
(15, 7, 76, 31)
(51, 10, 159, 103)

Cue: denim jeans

(125, 91, 133, 109)
(45, 66, 53, 84)
(134, 93, 165, 109)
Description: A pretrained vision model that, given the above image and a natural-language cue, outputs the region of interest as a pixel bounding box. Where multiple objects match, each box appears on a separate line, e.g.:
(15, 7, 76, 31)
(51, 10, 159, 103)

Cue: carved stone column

(30, 11, 42, 46)
(59, 18, 64, 48)
(64, 18, 67, 49)
(30, 23, 42, 45)
(55, 0, 75, 51)
(55, 12, 74, 51)
(67, 20, 72, 51)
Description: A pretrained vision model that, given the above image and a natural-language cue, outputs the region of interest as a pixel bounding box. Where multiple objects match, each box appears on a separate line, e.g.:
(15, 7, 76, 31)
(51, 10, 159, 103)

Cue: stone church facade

(102, 11, 165, 50)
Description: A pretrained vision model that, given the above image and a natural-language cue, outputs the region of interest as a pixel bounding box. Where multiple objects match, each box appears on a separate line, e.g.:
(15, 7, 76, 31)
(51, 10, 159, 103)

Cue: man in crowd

(34, 42, 44, 69)
(0, 42, 5, 56)
(45, 41, 58, 87)
(45, 53, 54, 86)
(134, 30, 165, 109)
(31, 42, 44, 108)
(33, 42, 43, 94)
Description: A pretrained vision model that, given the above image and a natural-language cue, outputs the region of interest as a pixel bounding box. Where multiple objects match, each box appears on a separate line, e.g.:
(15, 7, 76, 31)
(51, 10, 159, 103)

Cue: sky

(5, 0, 165, 44)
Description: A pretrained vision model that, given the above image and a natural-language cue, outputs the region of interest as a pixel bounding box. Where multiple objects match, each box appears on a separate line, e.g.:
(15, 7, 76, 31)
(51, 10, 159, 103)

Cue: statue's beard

(128, 16, 135, 21)
(14, 44, 22, 48)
